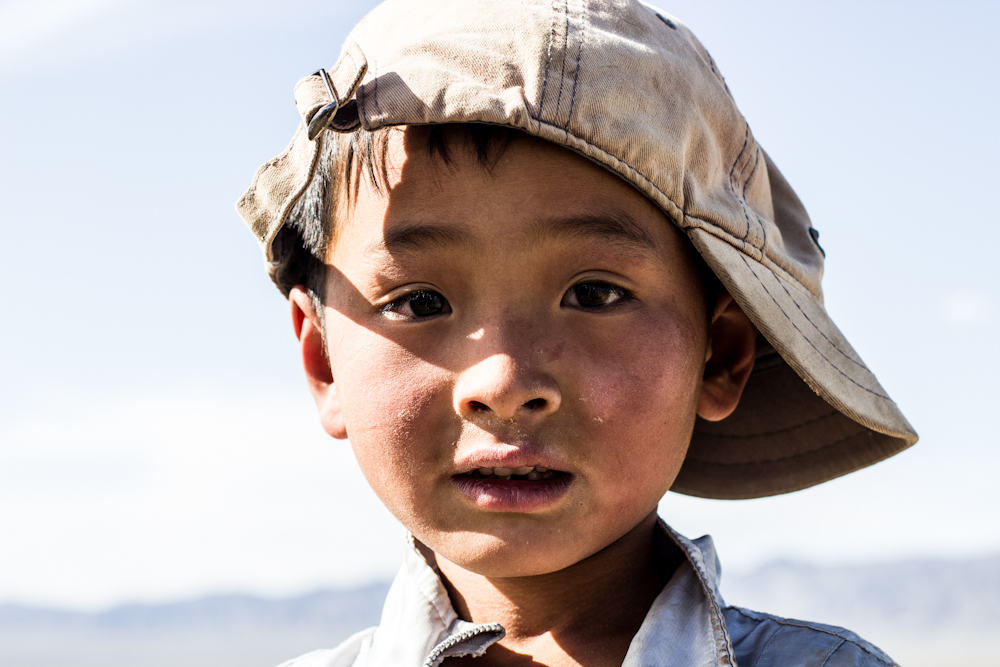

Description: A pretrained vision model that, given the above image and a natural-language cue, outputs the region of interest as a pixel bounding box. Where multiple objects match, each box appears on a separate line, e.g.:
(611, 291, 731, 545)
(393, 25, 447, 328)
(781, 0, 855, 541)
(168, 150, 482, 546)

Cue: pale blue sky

(1, 0, 997, 609)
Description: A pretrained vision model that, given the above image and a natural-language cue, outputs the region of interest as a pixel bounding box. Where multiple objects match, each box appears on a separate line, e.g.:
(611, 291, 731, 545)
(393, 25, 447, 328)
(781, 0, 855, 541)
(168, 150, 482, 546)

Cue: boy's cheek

(339, 358, 456, 515)
(338, 353, 454, 439)
(575, 317, 704, 411)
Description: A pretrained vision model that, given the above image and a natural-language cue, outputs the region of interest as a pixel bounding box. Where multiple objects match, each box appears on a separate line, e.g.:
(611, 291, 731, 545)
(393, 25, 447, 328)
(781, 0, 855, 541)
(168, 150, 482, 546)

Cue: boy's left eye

(561, 281, 632, 310)
(381, 289, 452, 320)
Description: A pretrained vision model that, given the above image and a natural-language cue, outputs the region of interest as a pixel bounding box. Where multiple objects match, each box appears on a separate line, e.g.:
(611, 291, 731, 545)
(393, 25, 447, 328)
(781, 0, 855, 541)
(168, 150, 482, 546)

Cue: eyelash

(380, 280, 632, 321)
(561, 280, 633, 310)
(381, 289, 452, 320)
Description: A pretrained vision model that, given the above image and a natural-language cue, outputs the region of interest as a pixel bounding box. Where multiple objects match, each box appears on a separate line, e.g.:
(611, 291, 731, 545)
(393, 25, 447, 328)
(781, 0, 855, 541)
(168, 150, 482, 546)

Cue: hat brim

(674, 227, 918, 499)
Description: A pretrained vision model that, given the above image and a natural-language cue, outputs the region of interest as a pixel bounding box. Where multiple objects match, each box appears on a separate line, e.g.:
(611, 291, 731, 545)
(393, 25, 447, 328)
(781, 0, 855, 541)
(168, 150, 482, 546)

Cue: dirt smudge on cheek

(540, 339, 566, 363)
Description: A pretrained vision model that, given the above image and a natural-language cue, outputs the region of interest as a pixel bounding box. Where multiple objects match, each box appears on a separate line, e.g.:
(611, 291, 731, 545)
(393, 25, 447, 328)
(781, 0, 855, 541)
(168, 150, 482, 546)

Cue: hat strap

(293, 42, 368, 139)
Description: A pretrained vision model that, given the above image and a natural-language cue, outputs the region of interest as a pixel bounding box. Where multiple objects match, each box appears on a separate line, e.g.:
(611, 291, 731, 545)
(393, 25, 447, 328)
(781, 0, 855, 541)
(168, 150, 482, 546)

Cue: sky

(1, 0, 998, 611)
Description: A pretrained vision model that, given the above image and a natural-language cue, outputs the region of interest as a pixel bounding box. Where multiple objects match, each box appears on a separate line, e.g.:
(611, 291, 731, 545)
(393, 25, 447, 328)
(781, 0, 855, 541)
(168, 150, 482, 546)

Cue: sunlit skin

(291, 128, 756, 666)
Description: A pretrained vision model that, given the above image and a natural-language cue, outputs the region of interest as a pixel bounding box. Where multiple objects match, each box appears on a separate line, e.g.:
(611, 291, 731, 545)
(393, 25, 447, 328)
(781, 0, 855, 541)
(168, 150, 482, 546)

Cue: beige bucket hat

(237, 0, 917, 499)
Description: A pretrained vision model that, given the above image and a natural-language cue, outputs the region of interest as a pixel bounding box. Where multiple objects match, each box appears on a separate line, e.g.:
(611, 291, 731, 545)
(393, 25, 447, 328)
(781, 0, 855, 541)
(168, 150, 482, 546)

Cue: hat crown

(333, 0, 824, 297)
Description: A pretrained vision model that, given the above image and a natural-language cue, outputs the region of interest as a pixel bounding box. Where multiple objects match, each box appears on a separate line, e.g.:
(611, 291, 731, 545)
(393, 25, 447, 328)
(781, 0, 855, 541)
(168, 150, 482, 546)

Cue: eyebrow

(369, 211, 659, 256)
(369, 224, 475, 255)
(532, 212, 658, 251)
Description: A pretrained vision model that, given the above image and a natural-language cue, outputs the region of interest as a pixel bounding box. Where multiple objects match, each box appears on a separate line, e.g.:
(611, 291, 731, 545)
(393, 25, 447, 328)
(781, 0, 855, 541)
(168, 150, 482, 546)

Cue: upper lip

(452, 443, 571, 475)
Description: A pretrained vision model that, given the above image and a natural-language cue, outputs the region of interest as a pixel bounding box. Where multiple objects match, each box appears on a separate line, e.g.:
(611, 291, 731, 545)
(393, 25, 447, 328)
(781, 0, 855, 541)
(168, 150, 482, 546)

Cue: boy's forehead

(340, 126, 672, 258)
(372, 125, 645, 200)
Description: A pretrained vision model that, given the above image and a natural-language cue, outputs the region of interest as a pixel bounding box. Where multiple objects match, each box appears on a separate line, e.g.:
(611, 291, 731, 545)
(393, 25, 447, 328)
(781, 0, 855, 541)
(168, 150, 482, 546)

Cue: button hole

(808, 227, 826, 257)
(655, 13, 677, 30)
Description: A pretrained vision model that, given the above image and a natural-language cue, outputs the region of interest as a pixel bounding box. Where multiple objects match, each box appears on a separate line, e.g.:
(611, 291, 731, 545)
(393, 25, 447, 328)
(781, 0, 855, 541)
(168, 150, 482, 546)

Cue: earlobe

(290, 287, 348, 439)
(697, 292, 757, 422)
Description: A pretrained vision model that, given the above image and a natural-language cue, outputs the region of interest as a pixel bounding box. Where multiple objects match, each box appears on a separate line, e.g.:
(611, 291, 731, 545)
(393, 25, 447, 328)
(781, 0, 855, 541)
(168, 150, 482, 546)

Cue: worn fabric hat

(237, 0, 917, 499)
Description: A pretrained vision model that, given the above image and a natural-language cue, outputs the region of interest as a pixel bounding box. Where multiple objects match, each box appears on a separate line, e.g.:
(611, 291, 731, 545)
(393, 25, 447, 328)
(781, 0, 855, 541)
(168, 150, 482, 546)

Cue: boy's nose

(453, 353, 562, 422)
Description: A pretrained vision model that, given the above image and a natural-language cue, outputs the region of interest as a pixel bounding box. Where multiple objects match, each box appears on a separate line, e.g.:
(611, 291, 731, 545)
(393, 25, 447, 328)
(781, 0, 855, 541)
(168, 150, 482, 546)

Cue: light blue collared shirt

(278, 521, 897, 666)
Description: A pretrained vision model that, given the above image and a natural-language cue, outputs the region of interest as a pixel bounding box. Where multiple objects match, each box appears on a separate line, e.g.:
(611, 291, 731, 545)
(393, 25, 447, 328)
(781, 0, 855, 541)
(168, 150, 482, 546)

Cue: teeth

(468, 465, 558, 480)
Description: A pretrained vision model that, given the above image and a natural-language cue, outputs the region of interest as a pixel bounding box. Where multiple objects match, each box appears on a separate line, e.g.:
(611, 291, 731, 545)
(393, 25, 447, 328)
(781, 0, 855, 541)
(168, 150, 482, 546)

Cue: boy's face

(300, 129, 737, 578)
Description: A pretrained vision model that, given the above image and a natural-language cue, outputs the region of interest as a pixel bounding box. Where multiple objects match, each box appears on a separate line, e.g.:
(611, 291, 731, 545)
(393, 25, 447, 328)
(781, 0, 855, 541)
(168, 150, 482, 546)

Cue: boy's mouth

(459, 465, 563, 481)
(452, 466, 573, 511)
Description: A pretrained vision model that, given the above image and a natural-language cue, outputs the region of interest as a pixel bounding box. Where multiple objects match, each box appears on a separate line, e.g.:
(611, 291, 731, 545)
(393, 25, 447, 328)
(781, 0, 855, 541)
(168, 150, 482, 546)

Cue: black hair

(272, 124, 517, 313)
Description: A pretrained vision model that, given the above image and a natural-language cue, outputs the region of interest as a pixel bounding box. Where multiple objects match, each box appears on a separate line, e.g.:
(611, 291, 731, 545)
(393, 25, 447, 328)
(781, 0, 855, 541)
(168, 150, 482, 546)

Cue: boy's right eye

(381, 289, 452, 320)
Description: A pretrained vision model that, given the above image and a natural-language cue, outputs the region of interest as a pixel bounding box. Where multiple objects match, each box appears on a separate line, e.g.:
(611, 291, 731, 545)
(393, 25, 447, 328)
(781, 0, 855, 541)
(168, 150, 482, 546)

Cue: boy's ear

(289, 287, 348, 439)
(697, 291, 757, 422)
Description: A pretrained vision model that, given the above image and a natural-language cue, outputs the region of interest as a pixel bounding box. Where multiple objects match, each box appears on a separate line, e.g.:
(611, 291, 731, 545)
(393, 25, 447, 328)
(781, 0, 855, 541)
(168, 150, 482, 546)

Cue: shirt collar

(365, 520, 736, 667)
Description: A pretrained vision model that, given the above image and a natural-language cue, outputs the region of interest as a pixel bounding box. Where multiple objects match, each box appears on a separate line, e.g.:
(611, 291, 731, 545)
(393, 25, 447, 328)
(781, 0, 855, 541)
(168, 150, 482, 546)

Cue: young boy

(237, 1, 918, 664)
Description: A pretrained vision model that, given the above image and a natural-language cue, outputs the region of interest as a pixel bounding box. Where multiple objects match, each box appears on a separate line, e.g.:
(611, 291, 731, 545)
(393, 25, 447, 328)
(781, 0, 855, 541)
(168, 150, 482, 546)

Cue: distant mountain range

(0, 583, 390, 667)
(722, 553, 999, 666)
(2, 555, 996, 667)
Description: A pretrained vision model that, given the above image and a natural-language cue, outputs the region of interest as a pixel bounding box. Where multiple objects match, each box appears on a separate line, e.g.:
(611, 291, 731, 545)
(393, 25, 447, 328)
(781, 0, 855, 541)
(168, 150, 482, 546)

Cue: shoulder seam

(726, 606, 892, 664)
(819, 639, 847, 667)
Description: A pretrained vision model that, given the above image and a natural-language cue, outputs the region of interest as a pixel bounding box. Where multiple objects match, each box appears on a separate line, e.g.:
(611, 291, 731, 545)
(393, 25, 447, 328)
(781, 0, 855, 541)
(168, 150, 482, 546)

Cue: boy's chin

(422, 514, 659, 580)
(431, 535, 594, 579)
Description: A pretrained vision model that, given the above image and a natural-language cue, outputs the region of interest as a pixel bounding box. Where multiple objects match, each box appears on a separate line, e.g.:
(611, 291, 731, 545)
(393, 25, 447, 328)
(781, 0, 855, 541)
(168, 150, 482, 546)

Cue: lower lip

(451, 474, 573, 512)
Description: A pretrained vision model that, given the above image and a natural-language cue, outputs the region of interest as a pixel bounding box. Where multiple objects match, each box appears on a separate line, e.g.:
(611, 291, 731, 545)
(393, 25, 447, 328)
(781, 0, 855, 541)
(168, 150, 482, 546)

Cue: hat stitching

(684, 426, 868, 466)
(770, 264, 869, 371)
(699, 219, 826, 300)
(742, 145, 762, 203)
(741, 145, 762, 230)
(732, 152, 761, 254)
(740, 138, 767, 254)
(749, 168, 769, 257)
(694, 409, 840, 440)
(740, 253, 890, 399)
(729, 125, 768, 254)
(744, 149, 771, 261)
(728, 124, 752, 248)
(755, 256, 881, 395)
(552, 0, 571, 125)
(737, 193, 756, 252)
(727, 122, 750, 186)
(537, 1, 560, 116)
(563, 4, 585, 136)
